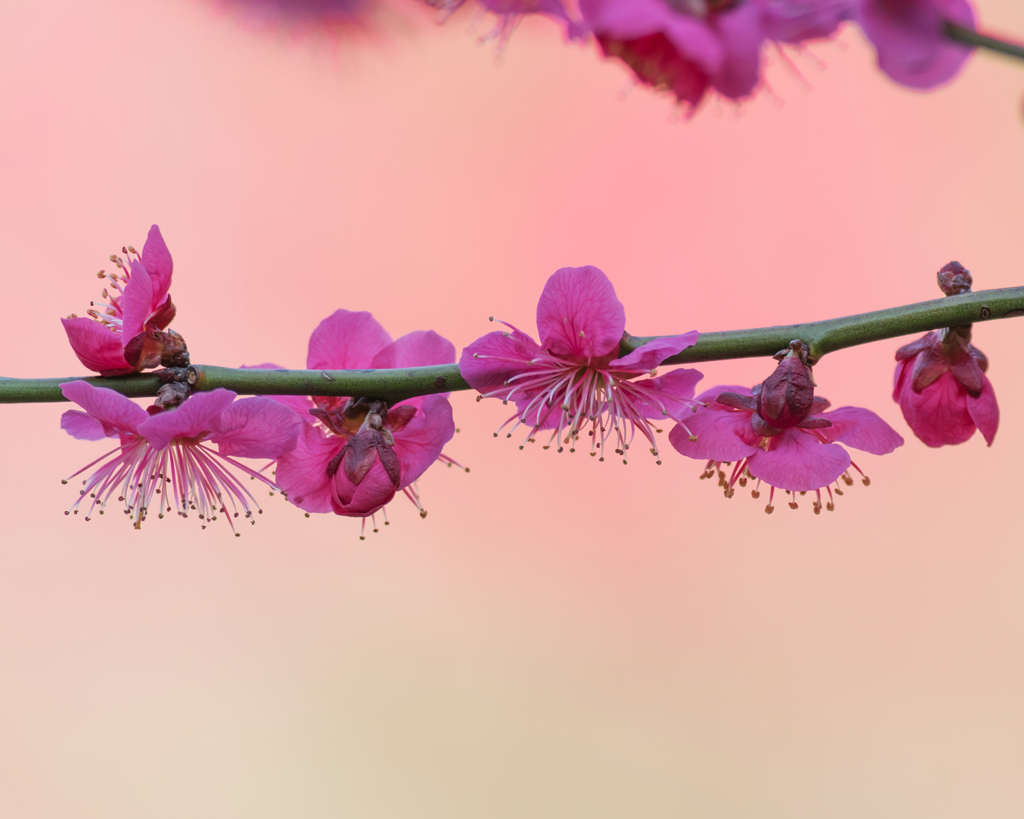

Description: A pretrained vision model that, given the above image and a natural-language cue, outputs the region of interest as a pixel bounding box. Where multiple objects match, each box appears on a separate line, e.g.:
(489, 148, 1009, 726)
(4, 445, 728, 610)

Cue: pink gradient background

(2, 1, 1024, 815)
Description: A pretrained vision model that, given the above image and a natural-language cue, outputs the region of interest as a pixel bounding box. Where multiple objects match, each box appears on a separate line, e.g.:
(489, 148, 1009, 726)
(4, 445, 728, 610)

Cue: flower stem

(946, 22, 1024, 62)
(4, 287, 1023, 404)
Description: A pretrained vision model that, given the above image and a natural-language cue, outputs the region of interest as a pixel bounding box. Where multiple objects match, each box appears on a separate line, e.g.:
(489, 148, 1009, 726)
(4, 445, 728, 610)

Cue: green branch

(3, 287, 1022, 404)
(946, 22, 1024, 62)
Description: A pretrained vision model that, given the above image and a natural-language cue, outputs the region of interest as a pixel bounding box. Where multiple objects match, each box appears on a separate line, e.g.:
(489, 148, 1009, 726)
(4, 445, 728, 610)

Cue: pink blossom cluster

(60, 226, 998, 531)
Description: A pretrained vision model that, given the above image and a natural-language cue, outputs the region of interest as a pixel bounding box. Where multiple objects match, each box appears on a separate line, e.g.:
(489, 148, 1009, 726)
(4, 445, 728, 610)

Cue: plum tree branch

(2, 287, 1022, 405)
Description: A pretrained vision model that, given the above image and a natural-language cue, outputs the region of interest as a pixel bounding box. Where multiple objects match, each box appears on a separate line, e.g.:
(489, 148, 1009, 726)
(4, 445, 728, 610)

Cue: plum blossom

(856, 0, 975, 89)
(60, 381, 301, 532)
(460, 265, 702, 464)
(267, 310, 458, 534)
(61, 225, 187, 376)
(892, 260, 997, 447)
(578, 0, 857, 110)
(670, 341, 903, 513)
(428, 0, 586, 46)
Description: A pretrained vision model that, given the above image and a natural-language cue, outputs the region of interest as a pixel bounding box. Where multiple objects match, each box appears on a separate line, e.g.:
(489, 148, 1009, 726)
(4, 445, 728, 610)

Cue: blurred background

(2, 1, 1024, 815)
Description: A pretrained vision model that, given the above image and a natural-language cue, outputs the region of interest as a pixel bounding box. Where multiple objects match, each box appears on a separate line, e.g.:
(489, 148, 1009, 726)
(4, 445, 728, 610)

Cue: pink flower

(268, 310, 458, 531)
(460, 265, 702, 463)
(856, 0, 975, 88)
(578, 0, 856, 109)
(893, 329, 997, 446)
(892, 260, 997, 447)
(428, 0, 586, 45)
(60, 381, 301, 532)
(669, 342, 904, 513)
(61, 225, 185, 376)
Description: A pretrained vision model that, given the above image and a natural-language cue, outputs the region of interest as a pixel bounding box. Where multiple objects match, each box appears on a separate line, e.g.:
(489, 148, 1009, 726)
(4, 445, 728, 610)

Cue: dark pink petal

(898, 371, 975, 447)
(307, 309, 393, 371)
(663, 13, 725, 77)
(608, 331, 699, 373)
(371, 330, 456, 369)
(818, 406, 904, 455)
(120, 259, 155, 345)
(579, 0, 678, 38)
(695, 384, 753, 406)
(60, 409, 110, 441)
(892, 357, 911, 402)
(210, 396, 302, 459)
(390, 395, 456, 490)
(669, 404, 760, 461)
(137, 389, 237, 450)
(895, 331, 937, 361)
(140, 225, 173, 308)
(627, 368, 704, 420)
(748, 429, 851, 493)
(60, 380, 148, 435)
(276, 423, 343, 514)
(460, 326, 545, 397)
(61, 317, 132, 375)
(709, 1, 764, 100)
(239, 363, 316, 420)
(332, 462, 397, 517)
(966, 375, 998, 446)
(765, 0, 856, 43)
(858, 0, 975, 89)
(536, 266, 626, 361)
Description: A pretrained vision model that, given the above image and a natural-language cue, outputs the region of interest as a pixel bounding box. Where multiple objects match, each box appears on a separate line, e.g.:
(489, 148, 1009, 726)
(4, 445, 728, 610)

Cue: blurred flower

(210, 0, 394, 34)
(427, 0, 586, 46)
(856, 0, 975, 89)
(268, 310, 457, 533)
(460, 265, 702, 463)
(61, 225, 187, 376)
(670, 342, 903, 513)
(60, 382, 301, 532)
(578, 0, 856, 110)
(892, 262, 997, 447)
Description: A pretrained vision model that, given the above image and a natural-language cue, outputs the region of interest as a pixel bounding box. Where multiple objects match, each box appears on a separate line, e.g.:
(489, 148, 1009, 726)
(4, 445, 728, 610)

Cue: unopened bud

(937, 261, 972, 296)
(755, 340, 814, 433)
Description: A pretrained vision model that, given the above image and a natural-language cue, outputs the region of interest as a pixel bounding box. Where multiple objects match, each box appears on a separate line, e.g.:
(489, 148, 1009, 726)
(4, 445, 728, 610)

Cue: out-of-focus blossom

(460, 265, 702, 463)
(61, 225, 186, 376)
(578, 0, 856, 110)
(210, 0, 396, 34)
(892, 261, 997, 447)
(426, 0, 585, 46)
(60, 382, 301, 532)
(669, 342, 903, 513)
(268, 310, 457, 532)
(856, 0, 975, 89)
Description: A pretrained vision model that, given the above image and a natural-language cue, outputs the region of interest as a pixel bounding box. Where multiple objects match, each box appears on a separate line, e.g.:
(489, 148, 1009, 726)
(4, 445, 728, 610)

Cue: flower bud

(753, 340, 815, 435)
(937, 261, 972, 296)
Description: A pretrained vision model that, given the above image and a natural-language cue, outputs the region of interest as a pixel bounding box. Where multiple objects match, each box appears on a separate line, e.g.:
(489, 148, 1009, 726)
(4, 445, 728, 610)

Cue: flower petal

(332, 462, 397, 517)
(695, 383, 753, 405)
(747, 429, 851, 492)
(307, 309, 393, 371)
(61, 317, 132, 375)
(898, 371, 976, 447)
(626, 368, 704, 419)
(141, 225, 173, 308)
(210, 396, 303, 459)
(459, 326, 546, 397)
(966, 374, 998, 446)
(668, 405, 759, 461)
(120, 259, 155, 345)
(276, 423, 343, 514)
(371, 330, 456, 369)
(608, 331, 699, 373)
(391, 395, 456, 489)
(858, 0, 975, 89)
(60, 409, 111, 441)
(137, 389, 238, 450)
(60, 380, 148, 435)
(536, 266, 626, 361)
(818, 406, 904, 455)
(709, 1, 764, 100)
